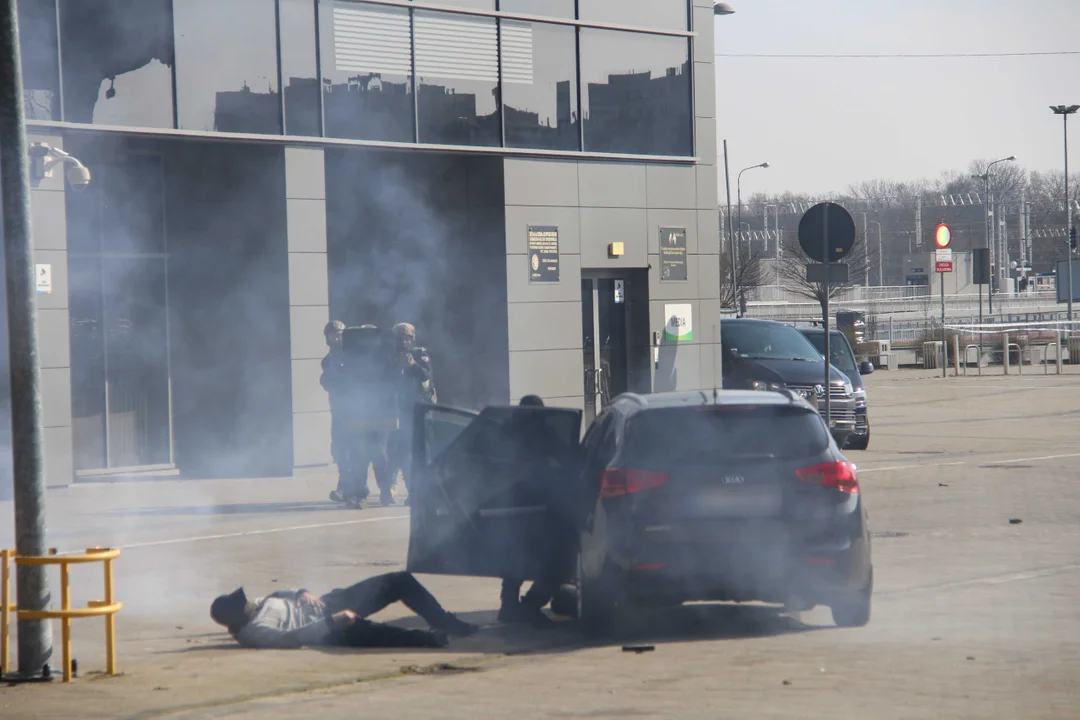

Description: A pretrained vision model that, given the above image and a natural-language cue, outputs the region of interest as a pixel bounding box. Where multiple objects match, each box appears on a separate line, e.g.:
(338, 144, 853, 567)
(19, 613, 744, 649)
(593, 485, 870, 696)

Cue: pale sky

(713, 0, 1080, 197)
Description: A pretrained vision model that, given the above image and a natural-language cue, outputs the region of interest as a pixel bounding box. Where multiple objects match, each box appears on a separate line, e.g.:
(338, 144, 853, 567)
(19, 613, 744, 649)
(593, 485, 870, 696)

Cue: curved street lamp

(971, 155, 1016, 316)
(736, 162, 770, 293)
(713, 2, 736, 16)
(1051, 105, 1079, 323)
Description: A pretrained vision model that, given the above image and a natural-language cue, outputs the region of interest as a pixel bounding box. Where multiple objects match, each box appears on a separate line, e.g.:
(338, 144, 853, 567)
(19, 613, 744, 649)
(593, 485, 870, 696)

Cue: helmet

(324, 320, 345, 336)
(392, 323, 416, 341)
(519, 395, 545, 407)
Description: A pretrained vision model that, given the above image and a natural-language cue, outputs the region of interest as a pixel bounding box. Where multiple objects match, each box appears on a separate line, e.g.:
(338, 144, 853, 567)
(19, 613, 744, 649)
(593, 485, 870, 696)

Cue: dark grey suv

(799, 327, 874, 450)
(720, 319, 858, 446)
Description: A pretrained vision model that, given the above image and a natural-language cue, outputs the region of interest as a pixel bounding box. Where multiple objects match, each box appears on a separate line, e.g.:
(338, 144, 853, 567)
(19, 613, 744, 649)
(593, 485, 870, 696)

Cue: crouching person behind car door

(210, 572, 478, 650)
(499, 395, 581, 628)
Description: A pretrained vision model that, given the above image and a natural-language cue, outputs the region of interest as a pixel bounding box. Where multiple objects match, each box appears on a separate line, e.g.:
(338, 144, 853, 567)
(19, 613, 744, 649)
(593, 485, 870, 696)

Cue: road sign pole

(941, 272, 947, 378)
(932, 223, 954, 379)
(0, 0, 54, 677)
(823, 206, 831, 424)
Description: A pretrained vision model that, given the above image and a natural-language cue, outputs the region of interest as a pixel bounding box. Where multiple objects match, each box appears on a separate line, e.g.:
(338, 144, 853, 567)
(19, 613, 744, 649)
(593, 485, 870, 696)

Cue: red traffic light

(934, 223, 952, 249)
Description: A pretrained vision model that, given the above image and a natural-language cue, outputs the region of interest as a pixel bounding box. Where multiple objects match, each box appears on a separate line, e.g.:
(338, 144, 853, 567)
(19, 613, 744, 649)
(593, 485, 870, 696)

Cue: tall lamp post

(736, 162, 769, 312)
(715, 3, 736, 314)
(1051, 105, 1078, 326)
(972, 155, 1016, 318)
(870, 220, 883, 286)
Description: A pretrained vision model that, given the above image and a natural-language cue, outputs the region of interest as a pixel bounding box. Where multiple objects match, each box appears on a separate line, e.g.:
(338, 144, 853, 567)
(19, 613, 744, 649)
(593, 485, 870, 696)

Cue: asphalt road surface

(3, 369, 1079, 719)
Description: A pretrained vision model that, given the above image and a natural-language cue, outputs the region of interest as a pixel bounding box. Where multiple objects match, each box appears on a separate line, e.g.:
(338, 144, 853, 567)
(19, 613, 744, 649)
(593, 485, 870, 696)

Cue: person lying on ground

(210, 571, 478, 649)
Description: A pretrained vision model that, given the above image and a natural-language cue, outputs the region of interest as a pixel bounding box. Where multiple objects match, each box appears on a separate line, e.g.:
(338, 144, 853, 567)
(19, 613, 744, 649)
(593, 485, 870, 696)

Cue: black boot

(498, 580, 523, 623)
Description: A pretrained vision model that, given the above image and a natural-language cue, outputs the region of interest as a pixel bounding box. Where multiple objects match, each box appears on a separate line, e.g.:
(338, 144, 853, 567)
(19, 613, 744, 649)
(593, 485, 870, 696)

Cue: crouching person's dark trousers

(320, 572, 450, 648)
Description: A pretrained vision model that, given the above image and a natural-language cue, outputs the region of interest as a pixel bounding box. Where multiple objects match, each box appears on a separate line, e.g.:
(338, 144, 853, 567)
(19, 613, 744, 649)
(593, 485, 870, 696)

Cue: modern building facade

(8, 0, 721, 486)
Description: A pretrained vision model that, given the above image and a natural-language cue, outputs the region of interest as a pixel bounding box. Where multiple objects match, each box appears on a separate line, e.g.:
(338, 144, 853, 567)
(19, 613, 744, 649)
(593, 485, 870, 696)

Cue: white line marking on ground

(858, 450, 1080, 475)
(89, 514, 411, 553)
(979, 452, 1080, 465)
(859, 461, 966, 474)
(880, 563, 1080, 597)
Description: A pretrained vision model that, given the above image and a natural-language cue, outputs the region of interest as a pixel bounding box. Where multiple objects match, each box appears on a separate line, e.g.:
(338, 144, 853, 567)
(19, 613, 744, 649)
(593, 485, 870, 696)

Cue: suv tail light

(599, 468, 670, 499)
(795, 461, 859, 494)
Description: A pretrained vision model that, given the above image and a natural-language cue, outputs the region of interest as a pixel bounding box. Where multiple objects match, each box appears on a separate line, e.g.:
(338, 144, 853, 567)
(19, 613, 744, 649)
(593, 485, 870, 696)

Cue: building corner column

(284, 146, 332, 472)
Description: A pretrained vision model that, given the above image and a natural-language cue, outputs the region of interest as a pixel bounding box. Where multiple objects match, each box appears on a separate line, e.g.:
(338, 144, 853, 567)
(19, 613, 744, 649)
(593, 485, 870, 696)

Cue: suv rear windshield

(623, 405, 830, 465)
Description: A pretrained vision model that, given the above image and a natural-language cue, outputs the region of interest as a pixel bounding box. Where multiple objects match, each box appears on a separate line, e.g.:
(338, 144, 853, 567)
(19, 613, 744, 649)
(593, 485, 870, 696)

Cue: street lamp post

(736, 162, 769, 312)
(870, 221, 883, 286)
(972, 155, 1017, 319)
(1051, 105, 1079, 326)
(715, 6, 736, 316)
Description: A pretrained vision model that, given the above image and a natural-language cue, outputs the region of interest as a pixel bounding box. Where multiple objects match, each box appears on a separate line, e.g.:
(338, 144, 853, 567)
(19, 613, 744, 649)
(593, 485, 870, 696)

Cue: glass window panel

(413, 0, 495, 9)
(58, 0, 175, 128)
(501, 20, 578, 151)
(499, 0, 574, 18)
(68, 253, 107, 471)
(321, 0, 415, 143)
(415, 10, 500, 147)
(580, 28, 692, 156)
(578, 0, 689, 31)
(17, 0, 61, 121)
(280, 0, 321, 136)
(174, 0, 281, 134)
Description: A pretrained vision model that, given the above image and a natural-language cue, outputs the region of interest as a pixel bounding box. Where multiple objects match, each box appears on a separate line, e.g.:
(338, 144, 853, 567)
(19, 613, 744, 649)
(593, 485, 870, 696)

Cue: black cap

(210, 588, 249, 631)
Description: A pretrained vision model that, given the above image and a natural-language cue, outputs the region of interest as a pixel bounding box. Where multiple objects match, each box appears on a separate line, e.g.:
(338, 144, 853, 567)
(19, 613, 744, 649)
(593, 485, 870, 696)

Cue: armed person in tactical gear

(320, 321, 348, 496)
(327, 324, 399, 508)
(385, 323, 436, 506)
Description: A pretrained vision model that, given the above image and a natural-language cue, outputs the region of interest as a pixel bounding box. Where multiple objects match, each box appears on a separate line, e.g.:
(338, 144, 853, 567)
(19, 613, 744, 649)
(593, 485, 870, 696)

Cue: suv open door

(407, 404, 583, 581)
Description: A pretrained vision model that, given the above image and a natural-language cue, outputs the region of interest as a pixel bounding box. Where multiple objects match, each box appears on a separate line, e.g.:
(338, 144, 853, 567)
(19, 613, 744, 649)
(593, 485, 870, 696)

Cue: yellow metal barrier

(1, 547, 122, 682)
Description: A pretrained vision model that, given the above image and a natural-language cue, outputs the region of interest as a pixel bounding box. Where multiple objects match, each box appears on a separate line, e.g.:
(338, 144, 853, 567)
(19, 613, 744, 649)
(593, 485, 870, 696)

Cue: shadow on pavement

(311, 603, 822, 658)
(102, 501, 355, 517)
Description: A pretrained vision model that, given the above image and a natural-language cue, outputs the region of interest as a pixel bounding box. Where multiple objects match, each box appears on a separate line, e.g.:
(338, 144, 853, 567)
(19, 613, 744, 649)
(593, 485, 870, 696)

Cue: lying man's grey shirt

(233, 590, 332, 649)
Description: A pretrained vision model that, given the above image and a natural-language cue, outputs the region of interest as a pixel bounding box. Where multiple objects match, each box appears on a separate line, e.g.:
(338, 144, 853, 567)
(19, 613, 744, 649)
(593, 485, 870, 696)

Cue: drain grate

(979, 464, 1034, 469)
(872, 531, 910, 539)
(895, 451, 945, 455)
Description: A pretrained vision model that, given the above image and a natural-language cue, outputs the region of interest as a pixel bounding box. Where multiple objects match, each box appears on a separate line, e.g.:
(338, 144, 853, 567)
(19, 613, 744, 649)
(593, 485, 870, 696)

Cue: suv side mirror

(859, 361, 875, 375)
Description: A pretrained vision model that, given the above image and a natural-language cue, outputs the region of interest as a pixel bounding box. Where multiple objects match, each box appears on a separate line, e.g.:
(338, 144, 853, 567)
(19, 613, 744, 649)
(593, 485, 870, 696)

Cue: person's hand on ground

(331, 610, 358, 627)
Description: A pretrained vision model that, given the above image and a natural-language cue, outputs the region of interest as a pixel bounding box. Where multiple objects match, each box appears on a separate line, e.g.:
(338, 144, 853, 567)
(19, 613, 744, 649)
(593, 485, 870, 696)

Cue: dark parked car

(798, 327, 875, 450)
(720, 318, 857, 446)
(406, 391, 873, 637)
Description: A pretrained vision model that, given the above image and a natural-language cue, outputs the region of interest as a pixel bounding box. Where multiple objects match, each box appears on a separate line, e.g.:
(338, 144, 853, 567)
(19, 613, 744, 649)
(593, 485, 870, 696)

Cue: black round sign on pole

(798, 202, 857, 262)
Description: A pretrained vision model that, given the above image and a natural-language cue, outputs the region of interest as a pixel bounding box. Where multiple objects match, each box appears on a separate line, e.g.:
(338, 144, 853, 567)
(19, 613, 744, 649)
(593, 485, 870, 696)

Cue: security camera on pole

(934, 223, 953, 378)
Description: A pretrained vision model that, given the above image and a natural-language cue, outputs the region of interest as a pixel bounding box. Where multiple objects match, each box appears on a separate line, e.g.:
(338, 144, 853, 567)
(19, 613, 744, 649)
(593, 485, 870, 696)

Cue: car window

(582, 412, 617, 476)
(722, 323, 823, 362)
(421, 408, 476, 465)
(804, 333, 858, 376)
(622, 406, 830, 466)
(443, 406, 581, 466)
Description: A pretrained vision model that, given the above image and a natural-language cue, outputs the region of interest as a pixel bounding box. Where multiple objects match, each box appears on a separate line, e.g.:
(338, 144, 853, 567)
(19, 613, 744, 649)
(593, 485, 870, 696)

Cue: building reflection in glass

(501, 20, 579, 151)
(580, 28, 692, 156)
(322, 0, 415, 142)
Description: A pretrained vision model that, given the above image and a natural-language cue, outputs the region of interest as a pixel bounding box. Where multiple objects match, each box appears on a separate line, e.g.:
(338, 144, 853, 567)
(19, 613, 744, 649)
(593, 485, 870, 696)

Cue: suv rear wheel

(829, 568, 872, 628)
(576, 555, 622, 638)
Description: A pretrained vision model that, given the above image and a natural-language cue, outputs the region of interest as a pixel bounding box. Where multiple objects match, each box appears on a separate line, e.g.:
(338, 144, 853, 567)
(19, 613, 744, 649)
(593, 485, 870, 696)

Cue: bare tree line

(719, 161, 1079, 307)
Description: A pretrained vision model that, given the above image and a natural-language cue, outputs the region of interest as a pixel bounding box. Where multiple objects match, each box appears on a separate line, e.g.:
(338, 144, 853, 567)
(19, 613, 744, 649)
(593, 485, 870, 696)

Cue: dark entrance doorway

(580, 270, 650, 425)
(66, 152, 173, 474)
